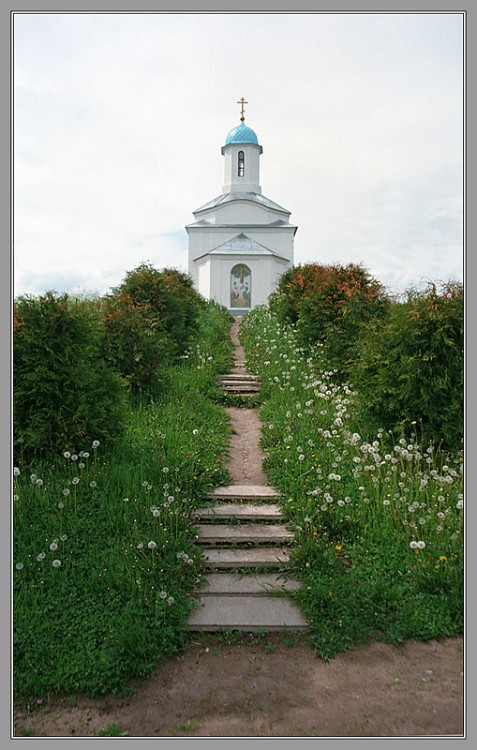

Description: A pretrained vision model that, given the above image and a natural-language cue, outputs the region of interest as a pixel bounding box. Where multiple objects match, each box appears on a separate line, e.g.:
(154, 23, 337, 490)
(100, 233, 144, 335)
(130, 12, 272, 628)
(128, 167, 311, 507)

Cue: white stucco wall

(197, 259, 210, 300)
(195, 201, 288, 226)
(205, 255, 290, 310)
(188, 226, 295, 264)
(222, 142, 262, 194)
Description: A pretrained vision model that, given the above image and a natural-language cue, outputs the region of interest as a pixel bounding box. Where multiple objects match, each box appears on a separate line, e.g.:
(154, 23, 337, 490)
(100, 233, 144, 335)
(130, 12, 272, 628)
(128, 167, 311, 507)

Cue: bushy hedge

(270, 262, 389, 378)
(350, 281, 464, 452)
(102, 264, 204, 398)
(14, 292, 127, 462)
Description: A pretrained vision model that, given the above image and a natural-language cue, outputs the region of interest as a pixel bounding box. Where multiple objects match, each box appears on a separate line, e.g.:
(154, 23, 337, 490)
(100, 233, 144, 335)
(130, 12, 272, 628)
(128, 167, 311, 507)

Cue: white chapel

(186, 100, 296, 314)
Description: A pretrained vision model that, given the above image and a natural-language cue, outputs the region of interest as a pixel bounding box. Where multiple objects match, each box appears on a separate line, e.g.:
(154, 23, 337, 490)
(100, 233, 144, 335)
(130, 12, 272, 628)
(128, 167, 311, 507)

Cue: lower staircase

(188, 485, 308, 631)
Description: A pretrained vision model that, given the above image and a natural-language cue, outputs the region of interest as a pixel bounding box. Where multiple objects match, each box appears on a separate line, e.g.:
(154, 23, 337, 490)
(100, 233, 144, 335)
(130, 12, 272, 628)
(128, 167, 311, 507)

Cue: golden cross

(237, 97, 248, 121)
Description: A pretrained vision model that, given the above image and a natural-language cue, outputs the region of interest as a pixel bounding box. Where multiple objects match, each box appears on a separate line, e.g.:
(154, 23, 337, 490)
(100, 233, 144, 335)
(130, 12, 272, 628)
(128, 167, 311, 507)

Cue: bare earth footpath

(13, 319, 464, 738)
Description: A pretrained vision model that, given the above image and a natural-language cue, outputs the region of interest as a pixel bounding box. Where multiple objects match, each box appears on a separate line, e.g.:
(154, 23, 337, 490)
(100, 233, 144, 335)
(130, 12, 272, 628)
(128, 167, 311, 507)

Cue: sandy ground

(12, 317, 465, 738)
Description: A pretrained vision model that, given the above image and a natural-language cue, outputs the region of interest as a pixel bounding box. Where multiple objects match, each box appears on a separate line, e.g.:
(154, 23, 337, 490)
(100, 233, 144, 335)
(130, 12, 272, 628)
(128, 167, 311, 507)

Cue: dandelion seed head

(52, 559, 62, 568)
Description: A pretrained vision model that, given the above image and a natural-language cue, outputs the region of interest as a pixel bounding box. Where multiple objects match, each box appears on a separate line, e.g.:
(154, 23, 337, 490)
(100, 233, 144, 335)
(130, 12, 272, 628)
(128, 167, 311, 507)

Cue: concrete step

(198, 572, 301, 595)
(221, 379, 260, 384)
(203, 547, 291, 569)
(197, 523, 294, 545)
(205, 485, 281, 502)
(187, 595, 308, 631)
(221, 386, 261, 393)
(220, 380, 260, 387)
(192, 503, 284, 522)
(219, 374, 259, 382)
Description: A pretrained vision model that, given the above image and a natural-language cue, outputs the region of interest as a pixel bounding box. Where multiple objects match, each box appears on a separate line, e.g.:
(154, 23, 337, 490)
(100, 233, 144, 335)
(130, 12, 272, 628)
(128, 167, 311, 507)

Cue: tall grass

(240, 307, 464, 659)
(13, 302, 233, 699)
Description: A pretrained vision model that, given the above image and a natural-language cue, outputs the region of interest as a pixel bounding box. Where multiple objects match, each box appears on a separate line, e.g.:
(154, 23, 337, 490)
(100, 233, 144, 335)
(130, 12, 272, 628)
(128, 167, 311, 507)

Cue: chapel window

(238, 151, 245, 177)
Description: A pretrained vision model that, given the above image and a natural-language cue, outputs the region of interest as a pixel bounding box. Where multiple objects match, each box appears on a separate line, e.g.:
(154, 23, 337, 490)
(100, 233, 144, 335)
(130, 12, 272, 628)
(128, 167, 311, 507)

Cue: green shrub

(102, 264, 205, 398)
(100, 292, 172, 399)
(13, 292, 127, 462)
(269, 262, 389, 378)
(350, 281, 463, 452)
(114, 263, 204, 358)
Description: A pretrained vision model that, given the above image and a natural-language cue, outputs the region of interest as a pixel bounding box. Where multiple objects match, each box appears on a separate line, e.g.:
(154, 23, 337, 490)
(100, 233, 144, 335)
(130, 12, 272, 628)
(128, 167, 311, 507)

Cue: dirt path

(224, 406, 267, 485)
(12, 317, 465, 738)
(224, 315, 267, 485)
(14, 635, 464, 738)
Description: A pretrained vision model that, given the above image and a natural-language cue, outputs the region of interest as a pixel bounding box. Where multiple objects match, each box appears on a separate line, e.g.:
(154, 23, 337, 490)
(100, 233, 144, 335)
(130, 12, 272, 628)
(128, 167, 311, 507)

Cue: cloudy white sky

(13, 10, 464, 299)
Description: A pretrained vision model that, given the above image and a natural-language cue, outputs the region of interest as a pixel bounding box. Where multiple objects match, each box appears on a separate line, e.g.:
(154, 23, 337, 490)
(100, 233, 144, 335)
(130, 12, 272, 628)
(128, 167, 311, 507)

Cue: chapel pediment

(195, 233, 288, 262)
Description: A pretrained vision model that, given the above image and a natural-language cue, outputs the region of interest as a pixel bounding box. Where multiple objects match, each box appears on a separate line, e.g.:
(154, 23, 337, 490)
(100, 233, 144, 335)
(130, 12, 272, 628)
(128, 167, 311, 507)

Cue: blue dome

(225, 122, 259, 145)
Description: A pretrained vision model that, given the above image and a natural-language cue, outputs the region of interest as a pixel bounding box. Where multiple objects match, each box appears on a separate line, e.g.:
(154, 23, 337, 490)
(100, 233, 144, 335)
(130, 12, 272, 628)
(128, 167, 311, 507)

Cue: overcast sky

(13, 10, 464, 299)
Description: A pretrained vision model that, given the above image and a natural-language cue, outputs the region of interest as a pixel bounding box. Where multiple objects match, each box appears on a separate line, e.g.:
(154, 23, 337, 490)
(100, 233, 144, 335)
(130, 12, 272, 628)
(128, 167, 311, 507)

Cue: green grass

(240, 307, 464, 659)
(13, 303, 234, 700)
(171, 719, 201, 734)
(98, 722, 127, 736)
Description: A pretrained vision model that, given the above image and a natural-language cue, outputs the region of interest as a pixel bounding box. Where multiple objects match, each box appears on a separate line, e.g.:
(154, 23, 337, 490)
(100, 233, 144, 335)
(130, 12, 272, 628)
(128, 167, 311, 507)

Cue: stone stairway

(188, 320, 308, 632)
(188, 485, 308, 631)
